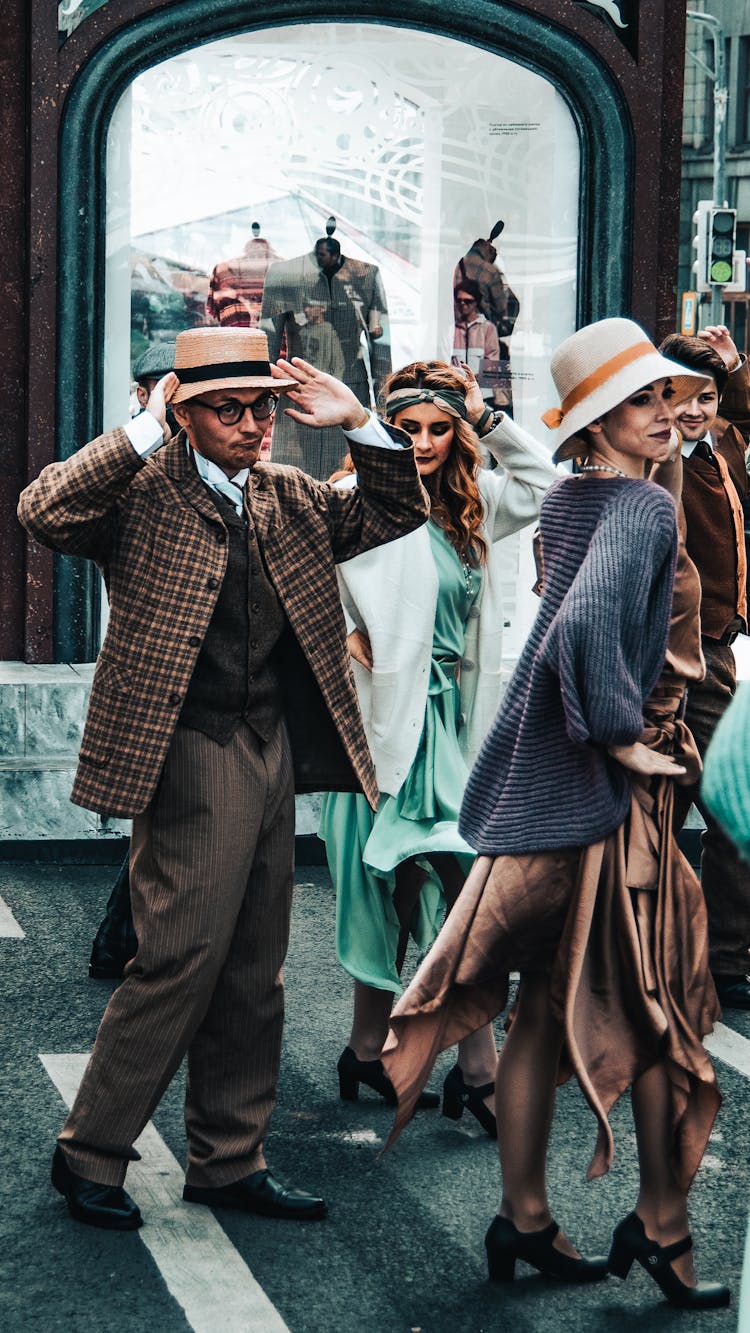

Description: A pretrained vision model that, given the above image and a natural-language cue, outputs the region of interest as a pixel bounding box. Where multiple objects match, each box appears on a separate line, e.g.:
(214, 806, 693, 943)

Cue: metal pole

(687, 10, 729, 323)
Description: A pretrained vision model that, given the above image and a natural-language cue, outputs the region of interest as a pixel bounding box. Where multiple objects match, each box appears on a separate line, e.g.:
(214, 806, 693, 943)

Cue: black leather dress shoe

(88, 945, 130, 980)
(52, 1145, 142, 1230)
(183, 1168, 327, 1220)
(713, 974, 750, 1010)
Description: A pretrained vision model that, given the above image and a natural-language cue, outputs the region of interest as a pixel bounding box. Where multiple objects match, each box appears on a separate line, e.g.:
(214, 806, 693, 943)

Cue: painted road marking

(706, 1022, 750, 1080)
(40, 1054, 291, 1333)
(0, 894, 25, 938)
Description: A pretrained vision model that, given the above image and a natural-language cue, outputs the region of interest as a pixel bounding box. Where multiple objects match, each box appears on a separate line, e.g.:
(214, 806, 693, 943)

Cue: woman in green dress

(320, 359, 559, 1127)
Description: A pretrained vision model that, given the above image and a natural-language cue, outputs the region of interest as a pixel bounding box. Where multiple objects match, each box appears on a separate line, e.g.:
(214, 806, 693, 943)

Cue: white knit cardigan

(335, 415, 560, 796)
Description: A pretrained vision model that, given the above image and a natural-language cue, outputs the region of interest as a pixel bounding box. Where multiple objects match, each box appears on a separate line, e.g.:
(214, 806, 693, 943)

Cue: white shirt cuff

(343, 411, 400, 449)
(124, 411, 164, 457)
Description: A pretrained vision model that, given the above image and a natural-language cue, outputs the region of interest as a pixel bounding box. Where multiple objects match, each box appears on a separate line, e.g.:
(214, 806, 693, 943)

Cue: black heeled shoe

(485, 1215, 609, 1284)
(608, 1212, 730, 1309)
(337, 1046, 439, 1109)
(441, 1064, 497, 1139)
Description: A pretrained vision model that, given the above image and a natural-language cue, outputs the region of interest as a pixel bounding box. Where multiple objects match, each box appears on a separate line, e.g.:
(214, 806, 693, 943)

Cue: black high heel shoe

(337, 1046, 439, 1108)
(485, 1215, 609, 1284)
(608, 1212, 730, 1309)
(441, 1064, 497, 1139)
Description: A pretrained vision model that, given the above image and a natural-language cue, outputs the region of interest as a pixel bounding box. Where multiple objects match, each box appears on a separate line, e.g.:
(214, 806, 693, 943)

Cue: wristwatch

(476, 407, 504, 437)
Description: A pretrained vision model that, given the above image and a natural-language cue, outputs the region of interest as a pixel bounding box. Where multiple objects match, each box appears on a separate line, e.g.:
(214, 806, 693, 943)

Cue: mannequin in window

(454, 221, 519, 415)
(206, 222, 282, 328)
(260, 220, 391, 479)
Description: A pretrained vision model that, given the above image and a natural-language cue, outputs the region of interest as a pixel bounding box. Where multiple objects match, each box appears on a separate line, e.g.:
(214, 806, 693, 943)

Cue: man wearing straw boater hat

(19, 325, 429, 1231)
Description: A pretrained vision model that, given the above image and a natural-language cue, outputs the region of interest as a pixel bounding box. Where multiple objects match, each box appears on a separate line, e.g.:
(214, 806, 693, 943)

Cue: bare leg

(348, 982, 396, 1062)
(495, 972, 579, 1256)
(349, 854, 498, 1087)
(431, 853, 498, 1090)
(349, 859, 427, 1061)
(631, 1063, 696, 1285)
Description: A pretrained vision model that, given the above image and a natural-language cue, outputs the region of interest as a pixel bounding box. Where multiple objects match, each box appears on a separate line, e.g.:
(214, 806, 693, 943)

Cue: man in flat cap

(19, 325, 428, 1231)
(132, 340, 177, 408)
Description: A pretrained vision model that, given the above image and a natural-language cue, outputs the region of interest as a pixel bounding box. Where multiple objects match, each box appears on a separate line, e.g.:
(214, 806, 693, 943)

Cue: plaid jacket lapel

(161, 433, 229, 527)
(246, 468, 281, 539)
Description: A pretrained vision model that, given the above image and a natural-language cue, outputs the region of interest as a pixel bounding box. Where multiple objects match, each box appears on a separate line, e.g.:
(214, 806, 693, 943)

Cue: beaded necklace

(577, 463, 627, 479)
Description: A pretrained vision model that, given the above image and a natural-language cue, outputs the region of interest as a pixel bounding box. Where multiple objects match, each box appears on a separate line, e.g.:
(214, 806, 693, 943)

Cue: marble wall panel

(0, 766, 98, 838)
(24, 680, 91, 757)
(0, 684, 25, 757)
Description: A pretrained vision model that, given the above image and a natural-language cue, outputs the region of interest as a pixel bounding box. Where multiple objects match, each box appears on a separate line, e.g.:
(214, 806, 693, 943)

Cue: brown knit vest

(179, 491, 285, 743)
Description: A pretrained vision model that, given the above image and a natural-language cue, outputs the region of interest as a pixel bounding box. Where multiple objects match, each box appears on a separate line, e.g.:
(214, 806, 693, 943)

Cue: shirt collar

(681, 432, 713, 459)
(187, 439, 249, 490)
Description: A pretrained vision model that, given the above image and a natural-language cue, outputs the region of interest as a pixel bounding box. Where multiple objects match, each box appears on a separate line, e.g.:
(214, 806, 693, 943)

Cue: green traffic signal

(709, 207, 737, 285)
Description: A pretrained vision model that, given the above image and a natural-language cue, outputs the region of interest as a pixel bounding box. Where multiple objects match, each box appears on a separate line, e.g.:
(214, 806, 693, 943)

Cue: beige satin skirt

(383, 693, 721, 1192)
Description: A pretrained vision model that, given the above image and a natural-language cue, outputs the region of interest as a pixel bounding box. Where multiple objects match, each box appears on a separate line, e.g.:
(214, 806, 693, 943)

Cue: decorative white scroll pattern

(130, 31, 561, 235)
(132, 43, 429, 228)
(59, 0, 111, 39)
(574, 0, 627, 27)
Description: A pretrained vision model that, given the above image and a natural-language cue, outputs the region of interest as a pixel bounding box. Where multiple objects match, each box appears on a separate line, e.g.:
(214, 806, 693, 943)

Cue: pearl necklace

(461, 559, 475, 597)
(578, 463, 627, 478)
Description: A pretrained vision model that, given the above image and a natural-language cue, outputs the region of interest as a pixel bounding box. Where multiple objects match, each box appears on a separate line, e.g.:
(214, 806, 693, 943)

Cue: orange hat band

(541, 340, 655, 430)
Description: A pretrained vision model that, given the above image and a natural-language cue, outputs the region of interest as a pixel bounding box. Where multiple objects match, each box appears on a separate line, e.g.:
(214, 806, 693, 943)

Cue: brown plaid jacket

(18, 429, 428, 817)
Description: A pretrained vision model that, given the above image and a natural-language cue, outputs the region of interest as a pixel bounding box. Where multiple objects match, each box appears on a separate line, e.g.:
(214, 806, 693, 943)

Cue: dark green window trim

(55, 0, 633, 660)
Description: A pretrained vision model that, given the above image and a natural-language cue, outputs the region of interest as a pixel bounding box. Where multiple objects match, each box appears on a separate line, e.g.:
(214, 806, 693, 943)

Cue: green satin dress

(320, 520, 482, 993)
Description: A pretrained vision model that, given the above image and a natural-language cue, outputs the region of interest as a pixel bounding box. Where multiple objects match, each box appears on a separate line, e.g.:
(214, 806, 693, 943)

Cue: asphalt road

(1, 860, 748, 1333)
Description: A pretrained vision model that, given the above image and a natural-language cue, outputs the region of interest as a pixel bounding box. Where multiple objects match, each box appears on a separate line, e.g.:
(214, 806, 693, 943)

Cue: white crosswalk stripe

(706, 1021, 750, 1081)
(40, 1054, 291, 1333)
(0, 894, 25, 938)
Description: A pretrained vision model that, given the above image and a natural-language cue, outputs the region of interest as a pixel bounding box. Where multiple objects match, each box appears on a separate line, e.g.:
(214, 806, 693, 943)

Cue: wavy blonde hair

(380, 361, 488, 566)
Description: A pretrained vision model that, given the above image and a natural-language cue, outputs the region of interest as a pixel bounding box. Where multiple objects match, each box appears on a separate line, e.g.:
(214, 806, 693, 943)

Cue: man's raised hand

(146, 372, 180, 443)
(272, 358, 369, 431)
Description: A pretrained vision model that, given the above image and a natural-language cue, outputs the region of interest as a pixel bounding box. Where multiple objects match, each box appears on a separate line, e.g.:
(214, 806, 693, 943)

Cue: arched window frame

(53, 0, 633, 658)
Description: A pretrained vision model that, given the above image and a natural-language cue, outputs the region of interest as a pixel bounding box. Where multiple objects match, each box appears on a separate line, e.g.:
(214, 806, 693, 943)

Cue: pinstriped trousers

(58, 718, 295, 1188)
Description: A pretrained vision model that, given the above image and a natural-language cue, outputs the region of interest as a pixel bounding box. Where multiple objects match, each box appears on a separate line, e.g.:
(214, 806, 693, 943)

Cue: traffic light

(708, 206, 737, 285)
(692, 200, 712, 292)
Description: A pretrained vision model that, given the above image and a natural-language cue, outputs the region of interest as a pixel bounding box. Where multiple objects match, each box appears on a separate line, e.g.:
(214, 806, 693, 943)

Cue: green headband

(385, 387, 468, 420)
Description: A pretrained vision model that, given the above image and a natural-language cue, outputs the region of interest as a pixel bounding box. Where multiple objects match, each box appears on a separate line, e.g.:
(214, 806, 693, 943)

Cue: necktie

(692, 439, 717, 468)
(210, 476, 245, 516)
(191, 445, 246, 515)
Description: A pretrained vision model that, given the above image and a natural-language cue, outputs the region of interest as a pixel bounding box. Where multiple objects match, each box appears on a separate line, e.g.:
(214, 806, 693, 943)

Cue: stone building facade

(680, 0, 750, 342)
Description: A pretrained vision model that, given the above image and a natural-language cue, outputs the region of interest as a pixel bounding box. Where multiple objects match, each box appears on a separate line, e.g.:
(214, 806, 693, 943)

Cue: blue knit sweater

(459, 476, 678, 854)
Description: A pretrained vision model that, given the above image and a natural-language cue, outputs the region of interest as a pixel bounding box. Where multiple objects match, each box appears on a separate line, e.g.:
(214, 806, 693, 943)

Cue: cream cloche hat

(172, 327, 296, 404)
(542, 318, 711, 463)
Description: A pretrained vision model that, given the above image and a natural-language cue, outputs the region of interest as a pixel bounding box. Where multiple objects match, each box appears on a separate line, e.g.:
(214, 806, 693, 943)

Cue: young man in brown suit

(18, 327, 429, 1230)
(660, 325, 750, 1008)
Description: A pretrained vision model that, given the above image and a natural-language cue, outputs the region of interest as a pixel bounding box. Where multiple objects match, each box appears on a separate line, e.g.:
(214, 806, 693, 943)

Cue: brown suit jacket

(18, 429, 428, 817)
(682, 359, 750, 638)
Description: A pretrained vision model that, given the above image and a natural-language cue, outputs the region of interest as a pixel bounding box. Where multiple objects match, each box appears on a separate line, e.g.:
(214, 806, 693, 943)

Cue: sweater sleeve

(537, 488, 678, 747)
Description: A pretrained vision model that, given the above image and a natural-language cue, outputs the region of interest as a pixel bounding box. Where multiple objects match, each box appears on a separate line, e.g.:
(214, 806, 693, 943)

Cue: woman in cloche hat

(383, 318, 731, 1310)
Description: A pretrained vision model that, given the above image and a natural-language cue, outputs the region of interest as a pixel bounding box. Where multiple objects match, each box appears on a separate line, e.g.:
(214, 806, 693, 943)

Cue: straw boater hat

(541, 317, 711, 464)
(171, 327, 296, 404)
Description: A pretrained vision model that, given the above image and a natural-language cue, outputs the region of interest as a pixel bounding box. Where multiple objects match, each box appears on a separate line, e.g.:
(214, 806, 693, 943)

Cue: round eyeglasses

(190, 393, 277, 425)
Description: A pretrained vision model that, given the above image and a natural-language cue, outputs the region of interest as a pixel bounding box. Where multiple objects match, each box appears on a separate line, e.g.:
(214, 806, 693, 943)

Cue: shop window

(105, 22, 580, 653)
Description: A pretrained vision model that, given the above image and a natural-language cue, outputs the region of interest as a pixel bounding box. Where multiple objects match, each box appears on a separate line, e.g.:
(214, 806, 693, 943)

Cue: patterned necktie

(210, 476, 245, 516)
(192, 446, 246, 515)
